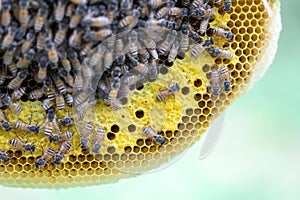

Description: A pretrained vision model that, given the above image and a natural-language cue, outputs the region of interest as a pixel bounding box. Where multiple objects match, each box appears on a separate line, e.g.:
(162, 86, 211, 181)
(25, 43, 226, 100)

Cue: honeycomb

(0, 0, 281, 188)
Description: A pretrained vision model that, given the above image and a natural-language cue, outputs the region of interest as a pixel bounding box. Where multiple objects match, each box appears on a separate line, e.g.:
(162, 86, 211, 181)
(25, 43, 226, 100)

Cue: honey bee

(149, 0, 170, 9)
(34, 147, 55, 168)
(155, 1, 174, 19)
(64, 93, 73, 106)
(55, 0, 68, 22)
(34, 3, 48, 31)
(210, 67, 221, 97)
(74, 90, 89, 105)
(128, 30, 139, 58)
(29, 87, 44, 100)
(8, 63, 17, 76)
(9, 137, 36, 153)
(1, 0, 11, 27)
(18, 0, 30, 26)
(65, 3, 75, 17)
(70, 4, 86, 29)
(53, 141, 72, 165)
(191, 7, 215, 18)
(52, 73, 67, 94)
(12, 87, 26, 101)
(158, 30, 177, 55)
(58, 47, 71, 72)
(212, 27, 234, 41)
(224, 0, 232, 13)
(92, 126, 105, 154)
(67, 48, 82, 73)
(180, 23, 189, 52)
(142, 126, 166, 145)
(45, 39, 58, 64)
(191, 38, 214, 58)
(49, 131, 74, 144)
(169, 7, 189, 17)
(15, 26, 27, 42)
(36, 28, 48, 51)
(58, 67, 74, 87)
(1, 22, 17, 49)
(55, 93, 65, 110)
(214, 0, 222, 6)
(21, 29, 36, 54)
(219, 66, 231, 92)
(80, 122, 93, 150)
(36, 56, 48, 83)
(88, 29, 113, 41)
(139, 32, 158, 59)
(208, 47, 234, 59)
(41, 98, 54, 111)
(0, 150, 10, 163)
(88, 44, 106, 67)
(59, 112, 84, 126)
(80, 42, 93, 57)
(156, 82, 180, 102)
(8, 69, 28, 90)
(119, 9, 141, 31)
(0, 69, 6, 85)
(68, 28, 82, 49)
(192, 0, 208, 8)
(0, 111, 11, 133)
(148, 58, 158, 81)
(82, 16, 111, 28)
(3, 46, 15, 65)
(14, 121, 40, 134)
(54, 19, 69, 46)
(167, 39, 180, 63)
(106, 0, 118, 20)
(40, 107, 60, 138)
(103, 48, 114, 70)
(45, 87, 56, 102)
(200, 17, 210, 35)
(16, 48, 36, 69)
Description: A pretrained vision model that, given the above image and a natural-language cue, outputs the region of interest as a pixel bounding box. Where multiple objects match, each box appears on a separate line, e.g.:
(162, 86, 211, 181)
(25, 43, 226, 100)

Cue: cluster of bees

(0, 0, 234, 167)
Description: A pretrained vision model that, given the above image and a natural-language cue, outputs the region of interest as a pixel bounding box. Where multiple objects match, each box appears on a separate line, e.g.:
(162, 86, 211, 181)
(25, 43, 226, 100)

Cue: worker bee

(0, 111, 12, 132)
(169, 7, 189, 17)
(41, 98, 54, 111)
(209, 67, 221, 97)
(191, 6, 215, 18)
(12, 87, 26, 101)
(54, 19, 69, 46)
(58, 47, 71, 72)
(156, 82, 180, 102)
(45, 87, 56, 102)
(45, 39, 58, 64)
(106, 0, 118, 20)
(158, 30, 177, 55)
(212, 27, 234, 41)
(200, 17, 210, 35)
(1, 0, 11, 27)
(64, 93, 73, 107)
(213, 0, 222, 6)
(208, 47, 234, 59)
(80, 42, 93, 57)
(80, 121, 93, 150)
(59, 112, 84, 126)
(8, 69, 28, 90)
(67, 48, 82, 74)
(128, 30, 139, 58)
(191, 38, 214, 58)
(224, 0, 232, 13)
(180, 23, 189, 52)
(149, 0, 170, 9)
(119, 9, 141, 31)
(21, 29, 36, 54)
(18, 0, 30, 26)
(92, 126, 105, 154)
(55, 93, 65, 110)
(103, 48, 114, 70)
(8, 63, 17, 76)
(36, 28, 48, 51)
(55, 0, 68, 22)
(219, 66, 231, 92)
(14, 121, 40, 134)
(9, 137, 36, 153)
(167, 39, 180, 63)
(88, 44, 106, 67)
(49, 131, 74, 144)
(40, 107, 60, 138)
(120, 0, 133, 15)
(53, 141, 72, 165)
(142, 126, 166, 145)
(58, 67, 74, 87)
(1, 21, 17, 49)
(16, 48, 36, 69)
(139, 32, 158, 59)
(68, 28, 83, 49)
(29, 87, 44, 100)
(0, 150, 10, 163)
(148, 58, 158, 81)
(70, 4, 86, 29)
(65, 3, 75, 17)
(50, 70, 67, 94)
(34, 3, 48, 31)
(154, 3, 172, 19)
(0, 69, 6, 85)
(34, 147, 55, 168)
(82, 16, 111, 28)
(3, 46, 15, 65)
(36, 55, 48, 83)
(192, 0, 208, 8)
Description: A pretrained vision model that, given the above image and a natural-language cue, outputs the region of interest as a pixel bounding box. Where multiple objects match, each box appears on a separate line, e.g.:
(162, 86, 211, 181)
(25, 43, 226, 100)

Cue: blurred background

(1, 1, 299, 199)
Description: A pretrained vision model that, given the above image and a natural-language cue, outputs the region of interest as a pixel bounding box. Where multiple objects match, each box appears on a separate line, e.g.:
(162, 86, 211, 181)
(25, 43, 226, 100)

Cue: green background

(1, 1, 299, 199)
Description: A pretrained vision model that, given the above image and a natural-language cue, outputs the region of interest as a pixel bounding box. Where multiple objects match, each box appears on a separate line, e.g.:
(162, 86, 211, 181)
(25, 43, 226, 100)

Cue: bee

(8, 69, 28, 90)
(156, 82, 180, 102)
(149, 0, 170, 9)
(40, 107, 60, 138)
(1, 0, 11, 27)
(0, 150, 10, 163)
(192, 0, 208, 8)
(82, 16, 111, 28)
(192, 7, 215, 18)
(180, 23, 189, 52)
(155, 1, 173, 19)
(58, 67, 74, 87)
(3, 46, 15, 65)
(15, 26, 27, 42)
(70, 0, 87, 5)
(219, 66, 231, 92)
(88, 44, 106, 67)
(70, 4, 86, 29)
(106, 0, 118, 20)
(37, 55, 48, 83)
(191, 38, 214, 58)
(41, 98, 54, 111)
(158, 30, 177, 55)
(224, 0, 232, 13)
(80, 122, 93, 150)
(139, 32, 158, 59)
(80, 42, 93, 57)
(0, 111, 12, 132)
(19, 0, 30, 26)
(167, 40, 180, 63)
(54, 19, 69, 46)
(1, 22, 17, 49)
(12, 87, 26, 101)
(49, 131, 74, 144)
(14, 121, 40, 134)
(92, 126, 105, 154)
(65, 3, 75, 17)
(74, 90, 89, 105)
(142, 126, 166, 145)
(21, 29, 36, 54)
(53, 141, 72, 165)
(64, 93, 73, 106)
(210, 67, 221, 97)
(58, 47, 71, 72)
(29, 87, 44, 100)
(120, 0, 133, 15)
(0, 69, 6, 85)
(128, 30, 139, 58)
(55, 93, 65, 110)
(73, 72, 84, 92)
(34, 147, 55, 168)
(200, 17, 210, 35)
(212, 27, 234, 41)
(68, 28, 82, 49)
(67, 48, 82, 74)
(9, 137, 36, 153)
(103, 48, 114, 70)
(59, 112, 84, 126)
(87, 29, 113, 41)
(45, 87, 56, 102)
(16, 48, 36, 69)
(34, 3, 48, 31)
(208, 47, 234, 59)
(45, 39, 58, 64)
(36, 28, 48, 51)
(52, 74, 67, 94)
(214, 0, 222, 6)
(148, 58, 158, 81)
(169, 7, 189, 17)
(119, 9, 141, 31)
(8, 63, 17, 76)
(55, 0, 68, 22)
